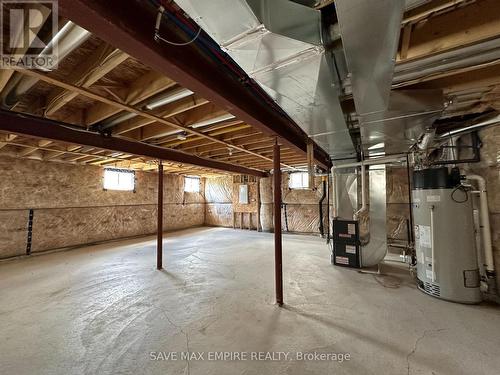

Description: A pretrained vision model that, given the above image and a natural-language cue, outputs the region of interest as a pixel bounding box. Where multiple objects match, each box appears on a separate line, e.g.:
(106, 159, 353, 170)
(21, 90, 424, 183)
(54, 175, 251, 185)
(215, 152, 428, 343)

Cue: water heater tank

(412, 168, 481, 304)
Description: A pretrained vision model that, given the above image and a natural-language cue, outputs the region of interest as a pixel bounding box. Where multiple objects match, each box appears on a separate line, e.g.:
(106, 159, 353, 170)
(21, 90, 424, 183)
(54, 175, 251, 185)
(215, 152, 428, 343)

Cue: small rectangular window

(289, 172, 309, 189)
(184, 176, 200, 193)
(103, 168, 135, 191)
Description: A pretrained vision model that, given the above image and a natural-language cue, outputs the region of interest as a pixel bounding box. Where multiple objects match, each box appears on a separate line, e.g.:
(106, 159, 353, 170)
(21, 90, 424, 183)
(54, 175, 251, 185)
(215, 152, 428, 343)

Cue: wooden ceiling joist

(11, 67, 294, 168)
(113, 96, 209, 135)
(44, 44, 129, 116)
(86, 70, 177, 125)
(59, 0, 331, 169)
(0, 110, 267, 177)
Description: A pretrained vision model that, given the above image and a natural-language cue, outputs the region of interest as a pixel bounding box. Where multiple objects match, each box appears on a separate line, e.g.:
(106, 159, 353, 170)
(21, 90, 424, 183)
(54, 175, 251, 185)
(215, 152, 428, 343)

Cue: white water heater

(412, 167, 482, 304)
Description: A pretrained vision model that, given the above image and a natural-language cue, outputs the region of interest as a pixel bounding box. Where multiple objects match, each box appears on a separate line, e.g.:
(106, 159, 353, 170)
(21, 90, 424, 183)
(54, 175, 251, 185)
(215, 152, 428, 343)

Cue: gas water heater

(412, 167, 482, 304)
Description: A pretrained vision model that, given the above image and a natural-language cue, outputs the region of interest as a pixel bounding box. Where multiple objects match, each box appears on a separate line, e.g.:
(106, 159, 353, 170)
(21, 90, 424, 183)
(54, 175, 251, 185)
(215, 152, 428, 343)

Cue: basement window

(103, 168, 135, 191)
(289, 172, 309, 189)
(184, 176, 200, 193)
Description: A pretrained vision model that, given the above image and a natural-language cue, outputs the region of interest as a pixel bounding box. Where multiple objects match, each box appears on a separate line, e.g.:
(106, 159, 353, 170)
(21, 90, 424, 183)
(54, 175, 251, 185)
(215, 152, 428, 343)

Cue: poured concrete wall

(0, 156, 204, 258)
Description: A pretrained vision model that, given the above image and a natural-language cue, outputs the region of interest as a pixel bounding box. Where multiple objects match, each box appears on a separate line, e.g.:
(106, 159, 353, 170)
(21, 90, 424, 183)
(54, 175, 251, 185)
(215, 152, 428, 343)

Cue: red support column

(157, 161, 164, 270)
(274, 140, 283, 306)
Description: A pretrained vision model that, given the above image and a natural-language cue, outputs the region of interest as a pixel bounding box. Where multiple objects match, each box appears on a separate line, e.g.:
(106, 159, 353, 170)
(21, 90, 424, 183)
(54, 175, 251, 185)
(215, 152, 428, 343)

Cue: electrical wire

(451, 185, 469, 203)
(154, 6, 202, 46)
(148, 0, 298, 128)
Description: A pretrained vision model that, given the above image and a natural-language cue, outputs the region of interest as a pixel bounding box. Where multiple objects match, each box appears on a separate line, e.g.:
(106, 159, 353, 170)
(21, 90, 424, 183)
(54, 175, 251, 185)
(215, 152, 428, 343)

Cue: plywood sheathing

(0, 156, 204, 258)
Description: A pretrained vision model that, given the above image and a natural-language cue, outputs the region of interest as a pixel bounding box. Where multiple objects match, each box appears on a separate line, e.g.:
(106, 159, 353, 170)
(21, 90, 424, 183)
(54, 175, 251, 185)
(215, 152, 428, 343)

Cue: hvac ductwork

(332, 162, 393, 267)
(335, 0, 404, 116)
(334, 1, 446, 153)
(174, 0, 356, 159)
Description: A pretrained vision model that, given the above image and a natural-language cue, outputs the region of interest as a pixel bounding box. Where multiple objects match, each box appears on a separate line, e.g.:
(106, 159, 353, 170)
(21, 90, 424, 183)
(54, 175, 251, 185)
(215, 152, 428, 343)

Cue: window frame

(103, 168, 136, 192)
(288, 172, 310, 190)
(184, 175, 201, 193)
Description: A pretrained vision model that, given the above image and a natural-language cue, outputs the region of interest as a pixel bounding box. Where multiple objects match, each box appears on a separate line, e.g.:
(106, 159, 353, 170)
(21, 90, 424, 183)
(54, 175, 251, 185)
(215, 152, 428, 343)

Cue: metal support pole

(274, 140, 283, 306)
(157, 161, 163, 270)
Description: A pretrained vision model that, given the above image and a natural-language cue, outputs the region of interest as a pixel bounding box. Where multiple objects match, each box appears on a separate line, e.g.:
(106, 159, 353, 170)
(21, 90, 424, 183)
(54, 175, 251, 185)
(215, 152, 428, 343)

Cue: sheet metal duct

(361, 165, 387, 267)
(174, 0, 356, 159)
(335, 0, 405, 116)
(342, 36, 500, 96)
(359, 89, 445, 154)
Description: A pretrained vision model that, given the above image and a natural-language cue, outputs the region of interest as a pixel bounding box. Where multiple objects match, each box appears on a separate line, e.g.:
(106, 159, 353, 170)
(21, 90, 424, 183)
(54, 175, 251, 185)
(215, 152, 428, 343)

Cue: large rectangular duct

(174, 0, 356, 160)
(360, 90, 445, 154)
(334, 0, 444, 158)
(335, 0, 405, 116)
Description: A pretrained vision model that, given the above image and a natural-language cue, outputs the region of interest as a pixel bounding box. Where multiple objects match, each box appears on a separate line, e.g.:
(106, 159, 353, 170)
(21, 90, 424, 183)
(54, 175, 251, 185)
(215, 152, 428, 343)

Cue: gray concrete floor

(1, 227, 499, 375)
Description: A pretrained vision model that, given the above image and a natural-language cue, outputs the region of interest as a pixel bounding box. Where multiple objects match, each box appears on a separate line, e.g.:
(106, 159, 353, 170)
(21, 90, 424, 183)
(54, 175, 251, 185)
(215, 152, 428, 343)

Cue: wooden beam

(0, 70, 13, 94)
(399, 23, 412, 60)
(114, 96, 209, 135)
(307, 140, 314, 189)
(140, 106, 229, 140)
(44, 44, 128, 116)
(404, 0, 500, 60)
(38, 140, 53, 147)
(407, 63, 500, 94)
(58, 0, 331, 169)
(18, 147, 38, 157)
(12, 67, 291, 167)
(403, 0, 473, 25)
(0, 110, 268, 177)
(85, 70, 176, 125)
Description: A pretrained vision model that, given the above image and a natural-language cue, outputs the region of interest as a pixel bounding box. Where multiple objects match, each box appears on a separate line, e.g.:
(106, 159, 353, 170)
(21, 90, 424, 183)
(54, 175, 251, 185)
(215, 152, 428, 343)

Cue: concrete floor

(1, 227, 499, 375)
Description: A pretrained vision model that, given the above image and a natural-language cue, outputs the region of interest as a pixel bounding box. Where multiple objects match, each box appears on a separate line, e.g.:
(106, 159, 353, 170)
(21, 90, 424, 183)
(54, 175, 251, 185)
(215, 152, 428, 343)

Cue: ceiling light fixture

(190, 113, 236, 129)
(144, 88, 194, 110)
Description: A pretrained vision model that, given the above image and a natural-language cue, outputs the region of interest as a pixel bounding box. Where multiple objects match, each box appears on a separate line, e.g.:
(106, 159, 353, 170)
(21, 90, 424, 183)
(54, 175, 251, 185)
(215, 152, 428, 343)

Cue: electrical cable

(154, 6, 202, 46)
(148, 0, 300, 131)
(283, 203, 289, 232)
(451, 185, 469, 203)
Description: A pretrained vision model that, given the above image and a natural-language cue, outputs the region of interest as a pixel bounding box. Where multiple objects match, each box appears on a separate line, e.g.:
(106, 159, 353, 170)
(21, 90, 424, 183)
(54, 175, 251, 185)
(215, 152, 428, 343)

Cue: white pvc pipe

(331, 168, 339, 218)
(332, 155, 406, 170)
(353, 164, 367, 219)
(467, 175, 495, 275)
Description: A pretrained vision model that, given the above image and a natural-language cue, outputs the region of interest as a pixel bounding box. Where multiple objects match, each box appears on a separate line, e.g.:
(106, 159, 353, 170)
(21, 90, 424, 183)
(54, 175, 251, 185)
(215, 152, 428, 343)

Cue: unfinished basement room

(1, 0, 500, 374)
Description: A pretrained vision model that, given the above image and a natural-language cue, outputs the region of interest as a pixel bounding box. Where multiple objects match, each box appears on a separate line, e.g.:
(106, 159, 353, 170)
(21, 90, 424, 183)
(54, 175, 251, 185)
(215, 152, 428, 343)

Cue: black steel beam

(0, 110, 267, 177)
(58, 0, 331, 170)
